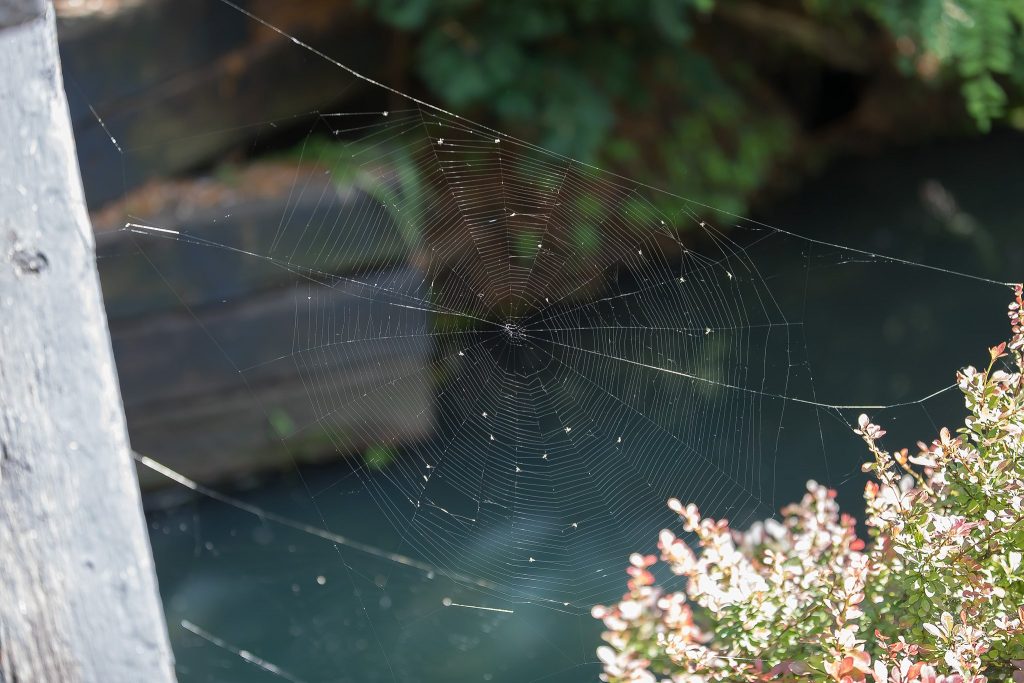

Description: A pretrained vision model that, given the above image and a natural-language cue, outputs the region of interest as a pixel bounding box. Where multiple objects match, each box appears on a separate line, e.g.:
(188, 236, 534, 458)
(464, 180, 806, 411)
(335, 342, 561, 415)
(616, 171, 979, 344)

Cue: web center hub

(502, 322, 526, 344)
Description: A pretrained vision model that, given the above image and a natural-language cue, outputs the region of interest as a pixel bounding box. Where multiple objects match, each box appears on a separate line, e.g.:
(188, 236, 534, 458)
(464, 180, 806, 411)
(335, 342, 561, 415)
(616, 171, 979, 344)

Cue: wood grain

(0, 4, 176, 681)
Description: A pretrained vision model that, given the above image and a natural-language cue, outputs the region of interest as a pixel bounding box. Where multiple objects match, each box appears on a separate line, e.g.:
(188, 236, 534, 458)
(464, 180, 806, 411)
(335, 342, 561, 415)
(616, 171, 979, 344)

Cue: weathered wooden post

(0, 1, 177, 680)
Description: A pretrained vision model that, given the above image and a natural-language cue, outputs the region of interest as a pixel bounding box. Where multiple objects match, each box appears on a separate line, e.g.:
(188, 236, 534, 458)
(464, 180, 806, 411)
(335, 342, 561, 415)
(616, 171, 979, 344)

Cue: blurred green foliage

(363, 0, 1024, 215)
(363, 444, 398, 470)
(868, 0, 1024, 130)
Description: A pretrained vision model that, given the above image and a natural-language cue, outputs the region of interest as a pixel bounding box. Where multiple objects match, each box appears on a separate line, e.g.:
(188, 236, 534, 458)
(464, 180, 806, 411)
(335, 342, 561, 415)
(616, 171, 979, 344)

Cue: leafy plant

(866, 0, 1024, 131)
(592, 285, 1024, 682)
(365, 0, 1024, 215)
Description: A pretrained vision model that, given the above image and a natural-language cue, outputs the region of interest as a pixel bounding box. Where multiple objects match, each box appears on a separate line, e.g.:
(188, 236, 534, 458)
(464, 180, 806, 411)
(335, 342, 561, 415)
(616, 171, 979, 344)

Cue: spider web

(77, 3, 1017, 681)
(130, 104, 792, 605)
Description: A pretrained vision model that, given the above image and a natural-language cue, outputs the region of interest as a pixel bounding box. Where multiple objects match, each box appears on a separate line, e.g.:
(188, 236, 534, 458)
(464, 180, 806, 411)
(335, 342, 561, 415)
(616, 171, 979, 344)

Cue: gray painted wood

(0, 0, 42, 29)
(0, 4, 176, 682)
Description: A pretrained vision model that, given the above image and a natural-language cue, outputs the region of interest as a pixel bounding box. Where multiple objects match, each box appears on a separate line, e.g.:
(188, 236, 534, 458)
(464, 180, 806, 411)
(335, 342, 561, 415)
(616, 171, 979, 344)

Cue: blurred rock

(57, 0, 386, 208)
(94, 164, 432, 488)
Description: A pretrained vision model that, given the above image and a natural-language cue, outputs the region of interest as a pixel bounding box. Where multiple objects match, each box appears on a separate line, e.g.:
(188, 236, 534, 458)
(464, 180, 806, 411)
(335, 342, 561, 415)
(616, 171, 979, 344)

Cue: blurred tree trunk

(0, 2, 176, 681)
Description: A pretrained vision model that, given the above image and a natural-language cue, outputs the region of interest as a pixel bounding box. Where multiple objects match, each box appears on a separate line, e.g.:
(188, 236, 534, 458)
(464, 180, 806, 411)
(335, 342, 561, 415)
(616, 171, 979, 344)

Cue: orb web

(124, 105, 797, 610)
(80, 3, 1017, 679)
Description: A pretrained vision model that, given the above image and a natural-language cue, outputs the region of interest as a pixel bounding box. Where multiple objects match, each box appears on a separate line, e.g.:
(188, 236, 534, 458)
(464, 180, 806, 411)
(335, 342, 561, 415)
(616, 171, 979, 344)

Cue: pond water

(141, 130, 1022, 683)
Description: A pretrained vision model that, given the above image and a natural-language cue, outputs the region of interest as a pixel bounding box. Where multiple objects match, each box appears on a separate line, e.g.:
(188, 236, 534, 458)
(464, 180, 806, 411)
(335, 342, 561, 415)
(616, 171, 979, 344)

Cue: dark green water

(142, 131, 1022, 683)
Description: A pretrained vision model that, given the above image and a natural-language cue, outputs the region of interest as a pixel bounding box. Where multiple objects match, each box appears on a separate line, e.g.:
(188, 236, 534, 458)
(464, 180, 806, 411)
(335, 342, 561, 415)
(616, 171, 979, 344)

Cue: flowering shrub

(593, 286, 1024, 683)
